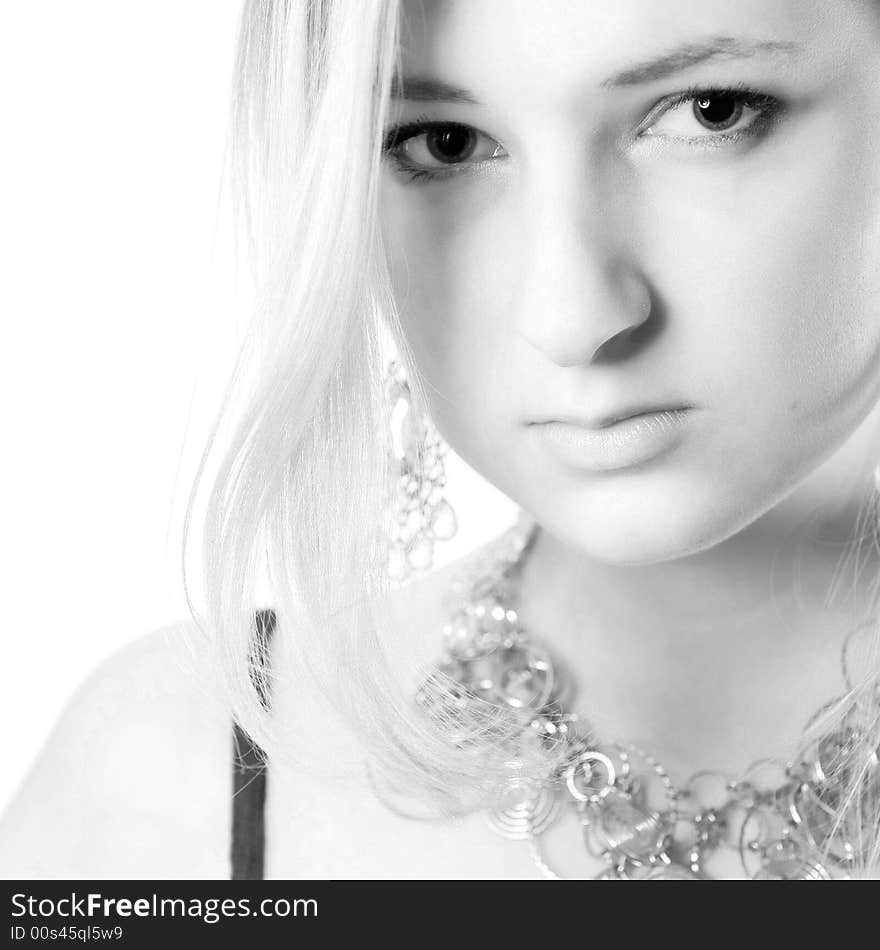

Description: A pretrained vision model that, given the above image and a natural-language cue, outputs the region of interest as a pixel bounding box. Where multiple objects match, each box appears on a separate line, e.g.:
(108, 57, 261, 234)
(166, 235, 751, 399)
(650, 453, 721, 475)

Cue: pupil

(693, 94, 742, 131)
(427, 126, 476, 164)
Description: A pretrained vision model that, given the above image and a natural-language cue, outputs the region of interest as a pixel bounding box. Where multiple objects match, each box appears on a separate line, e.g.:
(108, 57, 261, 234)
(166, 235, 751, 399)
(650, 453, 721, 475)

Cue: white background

(0, 2, 514, 816)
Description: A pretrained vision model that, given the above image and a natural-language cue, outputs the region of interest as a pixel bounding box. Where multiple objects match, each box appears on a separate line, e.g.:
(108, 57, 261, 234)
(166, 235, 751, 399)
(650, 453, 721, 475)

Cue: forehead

(398, 0, 850, 99)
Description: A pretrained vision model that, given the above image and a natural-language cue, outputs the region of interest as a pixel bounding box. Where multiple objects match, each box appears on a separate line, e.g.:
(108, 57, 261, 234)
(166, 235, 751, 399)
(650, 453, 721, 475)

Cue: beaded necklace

(416, 516, 880, 880)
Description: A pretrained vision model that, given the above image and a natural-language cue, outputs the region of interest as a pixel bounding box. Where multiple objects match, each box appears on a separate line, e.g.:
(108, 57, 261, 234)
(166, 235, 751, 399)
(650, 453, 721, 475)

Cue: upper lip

(532, 404, 692, 430)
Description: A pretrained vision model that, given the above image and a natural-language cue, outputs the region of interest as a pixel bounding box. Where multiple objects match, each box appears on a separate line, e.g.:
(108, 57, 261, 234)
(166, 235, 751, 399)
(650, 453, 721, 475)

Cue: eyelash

(382, 86, 786, 184)
(381, 113, 473, 183)
(640, 83, 785, 145)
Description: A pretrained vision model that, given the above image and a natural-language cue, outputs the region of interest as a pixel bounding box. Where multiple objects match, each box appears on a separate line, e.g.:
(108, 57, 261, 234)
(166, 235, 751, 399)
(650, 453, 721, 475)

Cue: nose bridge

(513, 163, 649, 367)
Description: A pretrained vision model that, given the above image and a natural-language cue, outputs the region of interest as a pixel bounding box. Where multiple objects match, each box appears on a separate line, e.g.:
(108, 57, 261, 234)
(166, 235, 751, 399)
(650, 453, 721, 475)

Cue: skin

(380, 0, 880, 772)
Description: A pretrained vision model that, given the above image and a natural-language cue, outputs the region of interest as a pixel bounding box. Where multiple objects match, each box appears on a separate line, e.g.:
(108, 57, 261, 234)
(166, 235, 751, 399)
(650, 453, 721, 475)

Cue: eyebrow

(390, 76, 479, 104)
(603, 36, 801, 87)
(392, 36, 801, 104)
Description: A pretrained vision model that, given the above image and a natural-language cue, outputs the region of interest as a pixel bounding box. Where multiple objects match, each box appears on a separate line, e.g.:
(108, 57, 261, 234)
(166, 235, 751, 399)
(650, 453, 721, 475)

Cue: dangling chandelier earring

(384, 359, 458, 582)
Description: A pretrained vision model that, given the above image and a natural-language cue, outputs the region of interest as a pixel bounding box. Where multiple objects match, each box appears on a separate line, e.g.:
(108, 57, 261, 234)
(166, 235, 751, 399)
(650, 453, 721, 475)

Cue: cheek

(380, 176, 517, 407)
(642, 115, 880, 457)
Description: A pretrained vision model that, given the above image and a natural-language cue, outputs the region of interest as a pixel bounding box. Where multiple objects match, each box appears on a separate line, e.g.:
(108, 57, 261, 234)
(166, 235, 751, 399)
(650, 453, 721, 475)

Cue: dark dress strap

(230, 608, 277, 881)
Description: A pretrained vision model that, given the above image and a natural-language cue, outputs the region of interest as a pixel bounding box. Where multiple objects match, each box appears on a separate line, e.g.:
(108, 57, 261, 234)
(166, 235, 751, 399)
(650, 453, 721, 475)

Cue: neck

(515, 484, 879, 776)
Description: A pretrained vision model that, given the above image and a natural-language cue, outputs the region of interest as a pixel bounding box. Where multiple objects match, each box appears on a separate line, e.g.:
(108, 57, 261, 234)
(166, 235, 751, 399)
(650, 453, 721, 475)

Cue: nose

(512, 192, 652, 368)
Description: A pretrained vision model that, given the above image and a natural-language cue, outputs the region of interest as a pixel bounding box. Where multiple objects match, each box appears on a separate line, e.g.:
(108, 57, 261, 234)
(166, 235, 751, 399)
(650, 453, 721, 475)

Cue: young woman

(2, 0, 880, 880)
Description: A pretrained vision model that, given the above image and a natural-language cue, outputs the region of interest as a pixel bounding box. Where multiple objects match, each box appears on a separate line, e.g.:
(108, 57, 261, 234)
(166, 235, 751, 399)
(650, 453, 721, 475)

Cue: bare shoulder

(0, 621, 233, 880)
(383, 539, 500, 666)
(390, 535, 505, 622)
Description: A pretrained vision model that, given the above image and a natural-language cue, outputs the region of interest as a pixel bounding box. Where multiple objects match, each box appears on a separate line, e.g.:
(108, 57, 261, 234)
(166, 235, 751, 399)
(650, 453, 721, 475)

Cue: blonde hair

(184, 0, 880, 872)
(183, 0, 524, 817)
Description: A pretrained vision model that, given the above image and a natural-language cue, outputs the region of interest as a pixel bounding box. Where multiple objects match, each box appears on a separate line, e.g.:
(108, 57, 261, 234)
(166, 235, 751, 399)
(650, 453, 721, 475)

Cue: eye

(383, 120, 507, 179)
(643, 88, 783, 142)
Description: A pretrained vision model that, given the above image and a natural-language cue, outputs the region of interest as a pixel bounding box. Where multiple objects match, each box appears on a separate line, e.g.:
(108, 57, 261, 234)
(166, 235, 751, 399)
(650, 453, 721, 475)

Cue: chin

(526, 477, 775, 567)
(539, 520, 718, 567)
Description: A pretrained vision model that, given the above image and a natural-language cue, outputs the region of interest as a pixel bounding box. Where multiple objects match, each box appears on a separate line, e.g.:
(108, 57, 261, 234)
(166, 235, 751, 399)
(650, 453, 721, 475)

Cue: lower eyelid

(386, 140, 508, 180)
(646, 103, 783, 146)
(646, 114, 761, 139)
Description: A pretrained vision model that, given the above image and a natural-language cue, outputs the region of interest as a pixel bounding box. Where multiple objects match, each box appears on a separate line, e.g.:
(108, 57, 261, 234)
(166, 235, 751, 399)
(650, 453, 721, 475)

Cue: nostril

(593, 328, 637, 364)
(591, 284, 663, 365)
(592, 316, 653, 364)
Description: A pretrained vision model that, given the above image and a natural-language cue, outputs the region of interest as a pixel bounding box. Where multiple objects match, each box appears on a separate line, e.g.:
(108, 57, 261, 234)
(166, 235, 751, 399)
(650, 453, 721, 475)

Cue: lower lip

(532, 409, 693, 472)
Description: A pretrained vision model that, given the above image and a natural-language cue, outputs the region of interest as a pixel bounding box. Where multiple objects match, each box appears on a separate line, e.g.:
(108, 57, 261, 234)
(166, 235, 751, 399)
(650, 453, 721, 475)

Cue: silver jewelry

(416, 514, 880, 880)
(384, 359, 457, 582)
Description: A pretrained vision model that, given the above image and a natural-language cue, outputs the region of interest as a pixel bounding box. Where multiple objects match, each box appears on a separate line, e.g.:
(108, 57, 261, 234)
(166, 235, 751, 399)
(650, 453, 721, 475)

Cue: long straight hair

(185, 0, 880, 871)
(183, 0, 527, 817)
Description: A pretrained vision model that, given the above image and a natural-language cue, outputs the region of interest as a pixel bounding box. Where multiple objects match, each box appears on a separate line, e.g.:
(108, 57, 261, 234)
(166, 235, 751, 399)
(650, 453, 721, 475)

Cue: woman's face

(379, 0, 880, 564)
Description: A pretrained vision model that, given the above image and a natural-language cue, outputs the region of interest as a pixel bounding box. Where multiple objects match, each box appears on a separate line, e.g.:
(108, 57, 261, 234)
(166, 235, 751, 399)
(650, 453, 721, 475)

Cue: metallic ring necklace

(415, 514, 880, 880)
